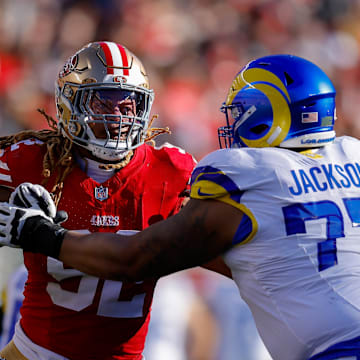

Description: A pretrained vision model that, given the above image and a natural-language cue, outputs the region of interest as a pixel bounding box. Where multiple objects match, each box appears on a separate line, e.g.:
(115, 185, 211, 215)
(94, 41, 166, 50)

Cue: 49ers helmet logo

(113, 75, 127, 84)
(59, 54, 79, 78)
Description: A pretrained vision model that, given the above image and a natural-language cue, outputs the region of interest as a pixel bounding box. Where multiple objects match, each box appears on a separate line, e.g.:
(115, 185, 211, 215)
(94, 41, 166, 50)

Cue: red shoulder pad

(0, 139, 46, 188)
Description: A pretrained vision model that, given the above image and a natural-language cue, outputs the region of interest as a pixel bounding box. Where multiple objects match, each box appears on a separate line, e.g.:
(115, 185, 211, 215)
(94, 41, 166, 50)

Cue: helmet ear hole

(251, 124, 269, 135)
(303, 102, 316, 108)
(284, 72, 294, 86)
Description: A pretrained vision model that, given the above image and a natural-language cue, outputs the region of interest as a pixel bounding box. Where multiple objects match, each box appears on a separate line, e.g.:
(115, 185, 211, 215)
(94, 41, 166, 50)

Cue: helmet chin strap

(73, 142, 134, 166)
(97, 150, 134, 170)
(74, 145, 134, 171)
(90, 146, 131, 162)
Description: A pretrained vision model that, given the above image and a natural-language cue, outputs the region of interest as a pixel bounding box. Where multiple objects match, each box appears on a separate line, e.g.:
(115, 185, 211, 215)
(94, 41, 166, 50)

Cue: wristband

(19, 216, 68, 259)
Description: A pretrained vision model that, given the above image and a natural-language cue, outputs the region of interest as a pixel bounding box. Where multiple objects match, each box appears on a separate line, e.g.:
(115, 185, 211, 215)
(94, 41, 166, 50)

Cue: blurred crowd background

(1, 0, 360, 159)
(1, 0, 360, 359)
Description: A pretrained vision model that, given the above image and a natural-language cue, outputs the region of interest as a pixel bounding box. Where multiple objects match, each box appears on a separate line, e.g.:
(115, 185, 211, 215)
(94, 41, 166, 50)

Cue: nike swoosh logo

(197, 188, 213, 196)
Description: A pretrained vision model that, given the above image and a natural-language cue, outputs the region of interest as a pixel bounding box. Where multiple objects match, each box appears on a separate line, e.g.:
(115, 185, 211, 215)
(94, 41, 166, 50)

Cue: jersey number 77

(282, 198, 360, 271)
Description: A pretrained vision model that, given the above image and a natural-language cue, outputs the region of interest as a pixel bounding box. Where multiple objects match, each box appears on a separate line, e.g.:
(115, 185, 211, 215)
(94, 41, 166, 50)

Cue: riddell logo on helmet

(113, 76, 127, 83)
(301, 136, 335, 144)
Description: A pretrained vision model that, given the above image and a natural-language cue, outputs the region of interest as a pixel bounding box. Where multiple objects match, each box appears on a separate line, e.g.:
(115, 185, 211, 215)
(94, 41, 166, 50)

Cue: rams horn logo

(228, 67, 292, 147)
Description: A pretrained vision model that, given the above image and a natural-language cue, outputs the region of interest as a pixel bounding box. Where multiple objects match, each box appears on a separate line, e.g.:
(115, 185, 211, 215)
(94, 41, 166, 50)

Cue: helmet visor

(86, 89, 146, 118)
(76, 88, 150, 146)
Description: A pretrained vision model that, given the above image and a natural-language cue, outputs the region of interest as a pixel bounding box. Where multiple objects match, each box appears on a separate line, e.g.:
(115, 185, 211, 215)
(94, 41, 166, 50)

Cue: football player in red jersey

(0, 41, 198, 360)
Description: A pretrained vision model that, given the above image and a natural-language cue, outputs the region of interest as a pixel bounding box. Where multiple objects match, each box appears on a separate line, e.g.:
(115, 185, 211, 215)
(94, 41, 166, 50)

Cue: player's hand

(0, 203, 53, 248)
(10, 182, 56, 217)
(9, 183, 68, 224)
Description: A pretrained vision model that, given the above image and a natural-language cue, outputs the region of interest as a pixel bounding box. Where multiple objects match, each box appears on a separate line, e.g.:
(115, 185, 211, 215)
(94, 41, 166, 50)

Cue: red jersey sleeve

(0, 139, 47, 189)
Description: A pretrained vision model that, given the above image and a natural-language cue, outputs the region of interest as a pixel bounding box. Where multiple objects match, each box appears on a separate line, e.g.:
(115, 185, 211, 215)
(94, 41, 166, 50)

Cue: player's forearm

(61, 200, 232, 281)
(59, 220, 200, 281)
(9, 199, 238, 281)
(60, 231, 141, 281)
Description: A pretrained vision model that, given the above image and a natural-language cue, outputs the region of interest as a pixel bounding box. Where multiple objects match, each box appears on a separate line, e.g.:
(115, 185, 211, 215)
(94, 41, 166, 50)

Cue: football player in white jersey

(1, 54, 360, 360)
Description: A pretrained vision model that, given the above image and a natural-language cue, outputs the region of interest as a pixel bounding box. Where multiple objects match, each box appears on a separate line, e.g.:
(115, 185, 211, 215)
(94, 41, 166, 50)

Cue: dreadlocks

(0, 109, 74, 206)
(0, 111, 170, 204)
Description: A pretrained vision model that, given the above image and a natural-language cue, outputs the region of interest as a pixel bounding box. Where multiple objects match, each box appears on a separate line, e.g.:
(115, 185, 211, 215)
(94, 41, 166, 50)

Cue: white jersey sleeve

(190, 136, 360, 360)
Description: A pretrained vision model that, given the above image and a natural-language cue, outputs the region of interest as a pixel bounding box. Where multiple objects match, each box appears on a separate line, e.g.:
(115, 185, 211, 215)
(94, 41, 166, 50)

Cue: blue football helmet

(218, 54, 336, 149)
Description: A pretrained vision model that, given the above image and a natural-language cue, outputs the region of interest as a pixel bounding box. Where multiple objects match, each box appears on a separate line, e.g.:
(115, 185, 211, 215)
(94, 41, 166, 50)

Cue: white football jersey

(190, 136, 360, 360)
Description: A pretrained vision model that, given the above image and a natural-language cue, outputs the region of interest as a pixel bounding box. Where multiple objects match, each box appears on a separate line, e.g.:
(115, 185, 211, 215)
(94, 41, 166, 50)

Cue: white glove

(9, 183, 67, 224)
(9, 182, 56, 218)
(0, 203, 53, 248)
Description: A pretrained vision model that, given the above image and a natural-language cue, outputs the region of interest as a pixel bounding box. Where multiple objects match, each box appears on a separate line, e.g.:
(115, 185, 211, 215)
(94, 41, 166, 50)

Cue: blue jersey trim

(309, 336, 360, 360)
(233, 213, 253, 245)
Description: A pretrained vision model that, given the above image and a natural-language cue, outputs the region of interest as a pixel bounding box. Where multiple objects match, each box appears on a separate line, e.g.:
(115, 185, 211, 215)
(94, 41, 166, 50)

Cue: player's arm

(59, 198, 242, 281)
(201, 257, 233, 278)
(0, 185, 243, 281)
(180, 191, 233, 279)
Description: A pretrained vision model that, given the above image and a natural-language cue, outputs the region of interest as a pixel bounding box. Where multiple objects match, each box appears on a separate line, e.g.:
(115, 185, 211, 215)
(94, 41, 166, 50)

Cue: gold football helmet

(55, 41, 154, 161)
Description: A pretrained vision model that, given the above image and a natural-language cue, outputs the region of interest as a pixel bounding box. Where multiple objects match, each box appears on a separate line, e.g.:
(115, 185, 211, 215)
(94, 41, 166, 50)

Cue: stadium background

(0, 0, 359, 359)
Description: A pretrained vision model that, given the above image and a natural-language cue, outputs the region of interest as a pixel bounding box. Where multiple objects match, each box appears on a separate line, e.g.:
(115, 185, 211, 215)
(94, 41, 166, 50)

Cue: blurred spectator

(144, 272, 219, 360)
(0, 264, 26, 349)
(184, 268, 272, 360)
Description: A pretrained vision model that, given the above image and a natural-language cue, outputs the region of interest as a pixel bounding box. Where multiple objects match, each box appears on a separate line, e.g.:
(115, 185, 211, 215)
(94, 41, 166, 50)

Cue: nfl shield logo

(95, 186, 109, 201)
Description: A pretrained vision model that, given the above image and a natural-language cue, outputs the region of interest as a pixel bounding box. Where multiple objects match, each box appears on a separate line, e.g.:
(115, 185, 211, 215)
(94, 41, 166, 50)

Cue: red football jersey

(0, 139, 196, 360)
